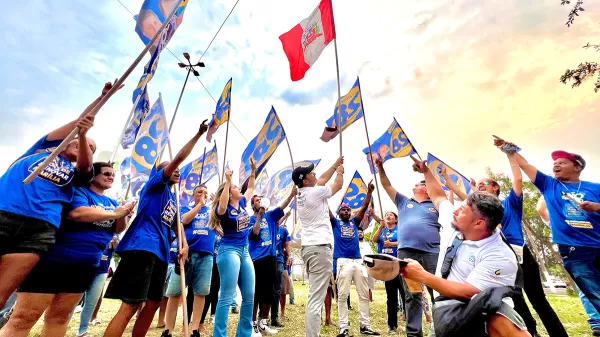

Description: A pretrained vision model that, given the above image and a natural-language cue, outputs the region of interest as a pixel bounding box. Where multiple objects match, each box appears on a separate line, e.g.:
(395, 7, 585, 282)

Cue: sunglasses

(101, 172, 116, 177)
(478, 181, 496, 187)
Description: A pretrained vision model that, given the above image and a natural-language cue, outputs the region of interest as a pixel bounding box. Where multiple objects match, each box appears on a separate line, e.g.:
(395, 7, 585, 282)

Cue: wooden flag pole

(221, 114, 231, 181)
(358, 80, 384, 219)
(198, 146, 207, 184)
(215, 142, 222, 185)
(166, 136, 190, 337)
(23, 0, 184, 184)
(333, 38, 343, 157)
(274, 112, 296, 217)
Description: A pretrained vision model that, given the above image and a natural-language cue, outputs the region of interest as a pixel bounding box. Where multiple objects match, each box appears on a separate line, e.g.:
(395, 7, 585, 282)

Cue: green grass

(29, 282, 591, 337)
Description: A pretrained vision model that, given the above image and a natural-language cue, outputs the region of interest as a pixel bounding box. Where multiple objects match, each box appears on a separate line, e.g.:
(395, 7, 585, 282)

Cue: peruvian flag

(279, 0, 336, 81)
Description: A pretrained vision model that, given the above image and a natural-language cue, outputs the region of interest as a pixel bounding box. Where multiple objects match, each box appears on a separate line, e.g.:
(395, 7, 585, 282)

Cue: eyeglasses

(101, 172, 116, 177)
(478, 181, 495, 187)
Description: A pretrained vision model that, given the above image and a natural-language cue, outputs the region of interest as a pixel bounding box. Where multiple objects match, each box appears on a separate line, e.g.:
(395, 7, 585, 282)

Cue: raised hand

(76, 115, 95, 137)
(198, 119, 209, 135)
(368, 181, 375, 193)
(225, 170, 233, 183)
(102, 78, 125, 96)
(336, 165, 345, 175)
(334, 156, 344, 167)
(410, 155, 427, 174)
(250, 158, 257, 173)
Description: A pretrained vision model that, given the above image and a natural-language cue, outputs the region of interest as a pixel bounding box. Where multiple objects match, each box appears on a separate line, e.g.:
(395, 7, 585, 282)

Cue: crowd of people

(0, 79, 598, 337)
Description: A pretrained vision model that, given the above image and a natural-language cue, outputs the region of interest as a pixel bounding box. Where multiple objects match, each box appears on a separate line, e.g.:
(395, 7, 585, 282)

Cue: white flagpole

(333, 38, 343, 157)
(23, 0, 184, 184)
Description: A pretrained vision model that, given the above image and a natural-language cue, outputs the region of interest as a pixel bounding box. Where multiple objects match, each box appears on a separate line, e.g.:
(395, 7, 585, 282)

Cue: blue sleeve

(507, 188, 523, 212)
(395, 192, 408, 208)
(20, 136, 63, 158)
(71, 188, 91, 209)
(239, 197, 247, 209)
(330, 217, 338, 228)
(351, 217, 360, 228)
(533, 171, 553, 193)
(145, 167, 169, 191)
(268, 207, 285, 225)
(283, 228, 291, 242)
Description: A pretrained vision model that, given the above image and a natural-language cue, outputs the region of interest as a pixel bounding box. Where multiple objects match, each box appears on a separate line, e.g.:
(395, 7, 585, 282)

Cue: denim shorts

(166, 251, 213, 296)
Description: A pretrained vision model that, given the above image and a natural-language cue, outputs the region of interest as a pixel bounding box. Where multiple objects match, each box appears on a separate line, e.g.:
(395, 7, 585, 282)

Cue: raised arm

(318, 157, 343, 186)
(375, 158, 398, 202)
(279, 185, 297, 210)
(68, 201, 134, 225)
(355, 182, 374, 223)
(75, 116, 94, 175)
(278, 210, 291, 226)
(47, 80, 123, 141)
(536, 197, 549, 223)
(371, 221, 384, 243)
(328, 165, 345, 195)
(411, 156, 447, 210)
(252, 208, 265, 236)
(440, 166, 468, 201)
(506, 153, 523, 197)
(243, 159, 257, 201)
(217, 171, 232, 216)
(182, 199, 206, 225)
(493, 136, 537, 182)
(164, 120, 208, 179)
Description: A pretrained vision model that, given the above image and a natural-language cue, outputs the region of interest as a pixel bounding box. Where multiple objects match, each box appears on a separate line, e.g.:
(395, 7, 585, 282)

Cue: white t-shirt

(434, 200, 518, 297)
(359, 241, 373, 258)
(297, 185, 334, 246)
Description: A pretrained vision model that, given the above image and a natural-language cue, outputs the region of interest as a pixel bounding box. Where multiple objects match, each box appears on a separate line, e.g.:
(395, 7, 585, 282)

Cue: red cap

(551, 151, 586, 169)
(251, 195, 263, 204)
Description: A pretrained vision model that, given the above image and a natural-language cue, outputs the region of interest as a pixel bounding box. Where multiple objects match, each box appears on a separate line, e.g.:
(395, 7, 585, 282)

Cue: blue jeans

(559, 245, 600, 313)
(0, 292, 16, 328)
(213, 244, 255, 337)
(579, 289, 600, 330)
(166, 252, 213, 296)
(78, 272, 108, 335)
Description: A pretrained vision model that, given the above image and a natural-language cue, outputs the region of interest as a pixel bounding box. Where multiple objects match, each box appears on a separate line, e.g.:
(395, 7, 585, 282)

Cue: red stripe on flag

(279, 24, 310, 82)
(319, 0, 336, 43)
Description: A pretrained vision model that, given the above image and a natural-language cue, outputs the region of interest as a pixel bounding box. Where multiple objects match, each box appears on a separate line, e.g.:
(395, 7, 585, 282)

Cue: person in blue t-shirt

(0, 81, 118, 310)
(162, 184, 215, 337)
(248, 187, 295, 334)
(330, 180, 379, 336)
(208, 162, 256, 337)
(273, 210, 292, 325)
(103, 120, 208, 337)
(440, 146, 569, 337)
(371, 210, 406, 332)
(2, 162, 133, 337)
(78, 234, 120, 337)
(495, 135, 600, 314)
(376, 156, 439, 336)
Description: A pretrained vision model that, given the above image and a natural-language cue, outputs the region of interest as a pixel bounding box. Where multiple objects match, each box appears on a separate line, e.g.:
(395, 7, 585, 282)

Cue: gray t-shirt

(395, 192, 441, 254)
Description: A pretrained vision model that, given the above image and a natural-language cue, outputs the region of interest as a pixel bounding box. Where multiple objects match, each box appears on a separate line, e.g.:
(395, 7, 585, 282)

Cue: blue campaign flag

(134, 0, 187, 46)
(254, 169, 270, 196)
(265, 160, 321, 207)
(122, 91, 151, 149)
(130, 95, 169, 178)
(239, 107, 286, 187)
(321, 77, 364, 142)
(363, 118, 417, 174)
(206, 78, 232, 142)
(179, 144, 219, 207)
(426, 153, 472, 195)
(339, 171, 374, 214)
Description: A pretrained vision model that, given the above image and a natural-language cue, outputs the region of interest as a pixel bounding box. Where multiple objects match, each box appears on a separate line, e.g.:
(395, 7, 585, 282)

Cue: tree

(486, 168, 575, 288)
(558, 1, 600, 92)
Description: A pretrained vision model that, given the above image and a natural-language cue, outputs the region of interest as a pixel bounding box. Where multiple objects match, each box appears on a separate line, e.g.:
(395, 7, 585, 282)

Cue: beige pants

(336, 258, 371, 330)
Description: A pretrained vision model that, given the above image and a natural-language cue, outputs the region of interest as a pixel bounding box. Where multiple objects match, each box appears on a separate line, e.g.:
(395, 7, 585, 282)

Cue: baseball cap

(251, 195, 263, 204)
(292, 163, 315, 187)
(363, 254, 422, 291)
(551, 151, 586, 169)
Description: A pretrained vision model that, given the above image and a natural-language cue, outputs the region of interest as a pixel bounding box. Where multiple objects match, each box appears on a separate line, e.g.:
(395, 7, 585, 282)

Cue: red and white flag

(279, 0, 336, 81)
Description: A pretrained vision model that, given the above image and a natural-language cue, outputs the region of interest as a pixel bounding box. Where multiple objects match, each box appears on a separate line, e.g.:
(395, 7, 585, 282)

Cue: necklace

(558, 180, 582, 195)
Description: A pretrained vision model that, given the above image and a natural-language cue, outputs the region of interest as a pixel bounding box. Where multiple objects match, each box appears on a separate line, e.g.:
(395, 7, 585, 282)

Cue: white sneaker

(251, 322, 262, 337)
(210, 315, 215, 324)
(259, 319, 278, 335)
(74, 305, 83, 313)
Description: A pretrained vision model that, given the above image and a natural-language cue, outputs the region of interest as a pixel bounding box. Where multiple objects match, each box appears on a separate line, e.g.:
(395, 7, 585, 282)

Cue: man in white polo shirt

(292, 157, 344, 337)
(400, 157, 530, 337)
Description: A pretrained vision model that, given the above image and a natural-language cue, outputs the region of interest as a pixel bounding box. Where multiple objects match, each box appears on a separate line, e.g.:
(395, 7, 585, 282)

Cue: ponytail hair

(209, 182, 228, 236)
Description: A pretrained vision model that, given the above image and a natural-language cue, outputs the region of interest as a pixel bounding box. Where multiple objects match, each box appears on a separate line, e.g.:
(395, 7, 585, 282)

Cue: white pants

(336, 258, 371, 330)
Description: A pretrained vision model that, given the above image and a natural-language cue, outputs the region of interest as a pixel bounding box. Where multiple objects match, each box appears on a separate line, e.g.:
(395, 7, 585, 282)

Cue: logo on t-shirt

(341, 223, 355, 238)
(92, 204, 117, 228)
(161, 199, 177, 228)
(407, 204, 414, 209)
(28, 156, 75, 187)
(562, 192, 593, 229)
(236, 210, 250, 232)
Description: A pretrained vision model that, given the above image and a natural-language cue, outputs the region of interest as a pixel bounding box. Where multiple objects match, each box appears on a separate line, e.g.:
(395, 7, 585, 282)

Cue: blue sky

(1, 0, 600, 210)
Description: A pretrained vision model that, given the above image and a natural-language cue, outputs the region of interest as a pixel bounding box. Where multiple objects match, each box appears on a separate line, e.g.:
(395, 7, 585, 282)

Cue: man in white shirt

(400, 157, 530, 337)
(292, 157, 344, 337)
(358, 227, 375, 300)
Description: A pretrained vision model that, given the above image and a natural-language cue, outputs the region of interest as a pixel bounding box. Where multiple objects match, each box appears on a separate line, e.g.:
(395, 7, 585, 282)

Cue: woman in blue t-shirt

(371, 211, 406, 332)
(3, 162, 134, 337)
(209, 161, 256, 337)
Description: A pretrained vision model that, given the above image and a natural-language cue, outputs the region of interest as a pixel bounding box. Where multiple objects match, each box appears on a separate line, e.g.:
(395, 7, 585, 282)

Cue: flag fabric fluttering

(338, 170, 373, 214)
(206, 78, 232, 142)
(254, 169, 270, 196)
(130, 96, 169, 178)
(264, 160, 321, 207)
(239, 107, 286, 187)
(179, 144, 219, 207)
(279, 0, 336, 81)
(134, 0, 188, 47)
(426, 153, 472, 196)
(121, 91, 151, 149)
(321, 77, 363, 142)
(363, 118, 417, 174)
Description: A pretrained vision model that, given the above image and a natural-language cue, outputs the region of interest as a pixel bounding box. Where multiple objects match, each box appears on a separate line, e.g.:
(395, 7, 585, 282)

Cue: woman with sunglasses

(0, 162, 135, 337)
(209, 160, 256, 337)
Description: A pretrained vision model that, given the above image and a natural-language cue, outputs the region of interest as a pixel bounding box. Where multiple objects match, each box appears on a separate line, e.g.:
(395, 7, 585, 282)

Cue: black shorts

(253, 255, 276, 303)
(104, 250, 168, 304)
(0, 210, 57, 256)
(18, 259, 97, 293)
